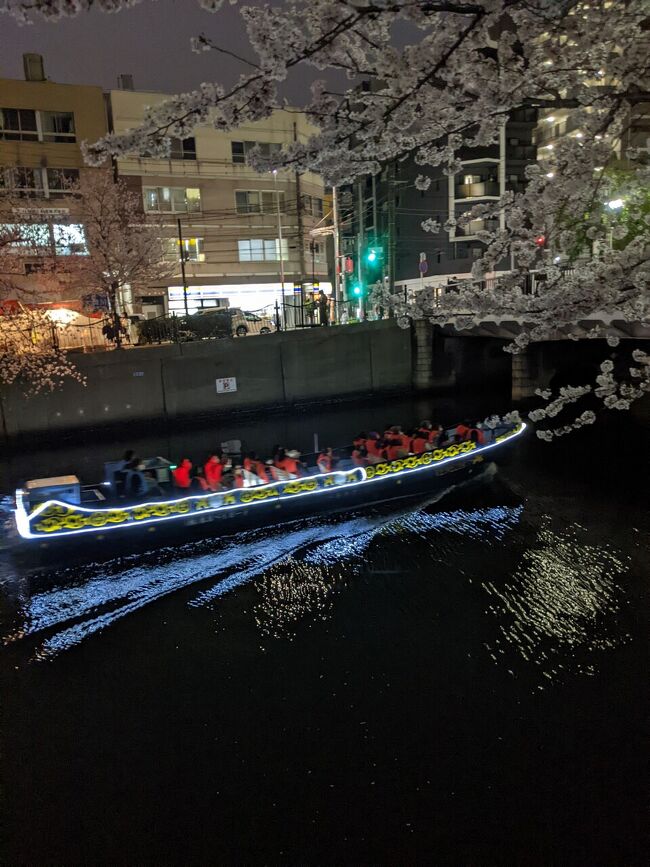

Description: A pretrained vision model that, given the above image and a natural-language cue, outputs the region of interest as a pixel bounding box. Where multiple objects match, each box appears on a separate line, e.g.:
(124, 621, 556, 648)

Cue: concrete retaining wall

(0, 320, 412, 440)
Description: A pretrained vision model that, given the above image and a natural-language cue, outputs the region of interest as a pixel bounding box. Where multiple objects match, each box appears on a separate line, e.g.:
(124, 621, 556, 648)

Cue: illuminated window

(53, 223, 88, 255)
(143, 186, 201, 213)
(46, 168, 80, 194)
(167, 237, 205, 262)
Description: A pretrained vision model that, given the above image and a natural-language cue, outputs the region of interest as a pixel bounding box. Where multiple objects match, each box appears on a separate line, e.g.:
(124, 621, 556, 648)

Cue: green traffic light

(367, 249, 377, 263)
(352, 284, 363, 297)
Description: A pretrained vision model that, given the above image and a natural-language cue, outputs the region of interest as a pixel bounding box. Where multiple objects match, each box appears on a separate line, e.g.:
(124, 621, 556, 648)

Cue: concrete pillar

(413, 319, 434, 391)
(511, 350, 538, 401)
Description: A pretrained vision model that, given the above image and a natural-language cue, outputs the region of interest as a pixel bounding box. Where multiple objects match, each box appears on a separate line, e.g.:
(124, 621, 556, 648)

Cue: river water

(1, 395, 648, 865)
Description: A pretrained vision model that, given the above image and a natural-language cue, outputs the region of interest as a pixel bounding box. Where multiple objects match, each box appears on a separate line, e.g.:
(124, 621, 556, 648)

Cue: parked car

(196, 307, 274, 337)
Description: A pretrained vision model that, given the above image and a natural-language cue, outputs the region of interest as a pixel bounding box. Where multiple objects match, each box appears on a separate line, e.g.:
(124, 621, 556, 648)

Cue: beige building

(0, 54, 108, 304)
(109, 88, 331, 318)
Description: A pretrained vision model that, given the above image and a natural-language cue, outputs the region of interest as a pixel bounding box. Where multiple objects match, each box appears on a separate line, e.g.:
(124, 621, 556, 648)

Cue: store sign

(216, 377, 237, 394)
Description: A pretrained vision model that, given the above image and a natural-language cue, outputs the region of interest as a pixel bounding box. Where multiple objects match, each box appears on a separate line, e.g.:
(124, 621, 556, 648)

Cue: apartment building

(0, 54, 108, 304)
(109, 88, 331, 317)
(340, 109, 537, 296)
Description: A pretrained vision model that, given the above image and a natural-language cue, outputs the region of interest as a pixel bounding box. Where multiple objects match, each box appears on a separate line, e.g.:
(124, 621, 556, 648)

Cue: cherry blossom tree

(71, 171, 173, 346)
(0, 219, 85, 392)
(3, 0, 650, 430)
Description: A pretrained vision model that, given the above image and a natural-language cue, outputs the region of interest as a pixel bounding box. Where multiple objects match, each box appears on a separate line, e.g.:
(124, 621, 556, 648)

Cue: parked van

(196, 307, 274, 337)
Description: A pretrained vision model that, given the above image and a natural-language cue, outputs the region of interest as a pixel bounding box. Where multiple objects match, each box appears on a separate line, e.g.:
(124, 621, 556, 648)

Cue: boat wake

(1, 469, 523, 660)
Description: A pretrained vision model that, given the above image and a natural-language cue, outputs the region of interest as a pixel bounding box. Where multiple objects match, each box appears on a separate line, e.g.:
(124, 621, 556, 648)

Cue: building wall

(0, 72, 109, 304)
(109, 90, 331, 315)
(0, 320, 412, 439)
(340, 110, 537, 294)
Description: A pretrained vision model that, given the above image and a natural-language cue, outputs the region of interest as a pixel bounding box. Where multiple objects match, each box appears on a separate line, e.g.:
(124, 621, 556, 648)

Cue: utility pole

(274, 171, 286, 325)
(177, 217, 189, 317)
(387, 161, 397, 292)
(293, 122, 307, 326)
(332, 185, 342, 311)
(356, 180, 365, 287)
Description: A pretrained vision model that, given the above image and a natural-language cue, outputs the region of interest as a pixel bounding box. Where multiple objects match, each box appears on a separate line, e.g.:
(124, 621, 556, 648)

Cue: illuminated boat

(11, 422, 526, 557)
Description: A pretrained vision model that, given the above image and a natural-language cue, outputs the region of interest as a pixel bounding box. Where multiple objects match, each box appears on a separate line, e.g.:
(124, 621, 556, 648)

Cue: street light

(606, 198, 624, 210)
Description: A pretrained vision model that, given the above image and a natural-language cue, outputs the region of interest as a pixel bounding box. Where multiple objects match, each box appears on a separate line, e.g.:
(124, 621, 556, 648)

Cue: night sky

(2, 0, 317, 103)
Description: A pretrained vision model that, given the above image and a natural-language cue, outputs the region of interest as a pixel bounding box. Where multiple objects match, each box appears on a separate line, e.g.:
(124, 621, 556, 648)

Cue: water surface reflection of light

(482, 517, 631, 686)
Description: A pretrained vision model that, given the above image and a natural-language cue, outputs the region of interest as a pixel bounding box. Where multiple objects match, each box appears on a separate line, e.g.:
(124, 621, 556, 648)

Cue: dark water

(1, 397, 649, 865)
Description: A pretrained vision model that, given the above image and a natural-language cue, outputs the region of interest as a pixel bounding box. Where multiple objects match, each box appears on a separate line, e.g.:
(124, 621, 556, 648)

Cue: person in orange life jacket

(244, 452, 269, 484)
(204, 453, 225, 491)
(266, 459, 291, 481)
(410, 429, 429, 454)
(455, 420, 472, 442)
(384, 426, 409, 459)
(277, 449, 303, 478)
(428, 423, 444, 447)
(364, 433, 384, 463)
(351, 439, 368, 466)
(317, 447, 335, 473)
(468, 423, 485, 445)
(172, 458, 192, 489)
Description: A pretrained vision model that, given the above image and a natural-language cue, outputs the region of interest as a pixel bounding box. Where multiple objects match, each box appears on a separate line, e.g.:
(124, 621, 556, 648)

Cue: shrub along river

(1, 394, 648, 865)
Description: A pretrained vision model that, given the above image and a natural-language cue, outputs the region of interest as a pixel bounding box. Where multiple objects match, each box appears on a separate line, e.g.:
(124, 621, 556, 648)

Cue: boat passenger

(172, 458, 193, 489)
(204, 454, 225, 491)
(190, 467, 210, 492)
(455, 420, 472, 442)
(351, 441, 368, 466)
(243, 452, 269, 484)
(410, 430, 429, 454)
(266, 459, 291, 482)
(277, 449, 303, 478)
(384, 435, 403, 461)
(364, 433, 385, 463)
(428, 423, 444, 447)
(114, 449, 136, 496)
(468, 423, 485, 445)
(233, 466, 246, 488)
(317, 447, 335, 473)
(125, 460, 162, 499)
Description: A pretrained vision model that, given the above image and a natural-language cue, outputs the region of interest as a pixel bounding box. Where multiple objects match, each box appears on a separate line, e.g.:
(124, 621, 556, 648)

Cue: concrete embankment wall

(0, 321, 412, 441)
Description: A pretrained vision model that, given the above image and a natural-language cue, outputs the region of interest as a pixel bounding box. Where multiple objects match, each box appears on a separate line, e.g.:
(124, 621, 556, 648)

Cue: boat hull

(11, 424, 526, 563)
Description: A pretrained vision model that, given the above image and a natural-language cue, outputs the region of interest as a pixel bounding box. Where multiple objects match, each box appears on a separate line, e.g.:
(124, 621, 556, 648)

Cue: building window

(143, 186, 201, 213)
(53, 223, 87, 255)
(231, 140, 282, 164)
(41, 111, 76, 143)
(235, 190, 285, 214)
(170, 137, 197, 160)
(167, 237, 205, 262)
(463, 174, 482, 185)
(301, 195, 324, 218)
(237, 238, 288, 262)
(0, 108, 38, 141)
(46, 168, 80, 194)
(1, 167, 44, 196)
(0, 221, 87, 255)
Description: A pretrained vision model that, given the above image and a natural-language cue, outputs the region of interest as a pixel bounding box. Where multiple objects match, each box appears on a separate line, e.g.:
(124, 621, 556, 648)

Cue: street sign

(419, 252, 428, 274)
(216, 377, 237, 394)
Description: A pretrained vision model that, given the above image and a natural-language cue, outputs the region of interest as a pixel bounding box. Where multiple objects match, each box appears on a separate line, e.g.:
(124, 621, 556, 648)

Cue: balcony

(455, 181, 500, 200)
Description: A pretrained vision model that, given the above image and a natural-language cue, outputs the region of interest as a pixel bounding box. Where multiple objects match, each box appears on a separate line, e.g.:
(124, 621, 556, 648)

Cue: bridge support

(511, 350, 538, 401)
(413, 319, 434, 390)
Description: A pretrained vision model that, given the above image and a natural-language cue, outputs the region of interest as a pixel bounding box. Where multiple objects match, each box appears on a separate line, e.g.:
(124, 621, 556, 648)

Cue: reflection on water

(0, 469, 634, 692)
(4, 486, 525, 661)
(482, 518, 631, 687)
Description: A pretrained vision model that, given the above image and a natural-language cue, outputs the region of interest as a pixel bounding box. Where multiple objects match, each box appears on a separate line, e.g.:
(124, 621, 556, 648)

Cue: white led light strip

(13, 423, 526, 541)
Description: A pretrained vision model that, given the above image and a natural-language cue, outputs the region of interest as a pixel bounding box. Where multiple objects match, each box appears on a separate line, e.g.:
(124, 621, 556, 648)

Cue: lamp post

(273, 170, 286, 326)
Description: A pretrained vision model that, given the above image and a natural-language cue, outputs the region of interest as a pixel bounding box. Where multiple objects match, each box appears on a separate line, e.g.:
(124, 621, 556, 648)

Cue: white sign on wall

(216, 377, 237, 394)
